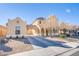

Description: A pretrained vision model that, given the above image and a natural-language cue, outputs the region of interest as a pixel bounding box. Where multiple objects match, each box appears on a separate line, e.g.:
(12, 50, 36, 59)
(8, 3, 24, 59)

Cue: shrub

(59, 34, 66, 38)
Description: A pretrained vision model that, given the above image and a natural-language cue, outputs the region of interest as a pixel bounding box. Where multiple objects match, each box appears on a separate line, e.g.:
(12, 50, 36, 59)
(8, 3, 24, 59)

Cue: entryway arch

(41, 28, 44, 36)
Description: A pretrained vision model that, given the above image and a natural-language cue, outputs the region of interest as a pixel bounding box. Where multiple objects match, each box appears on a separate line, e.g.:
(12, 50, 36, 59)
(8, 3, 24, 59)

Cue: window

(16, 26, 20, 30)
(39, 21, 41, 24)
(15, 26, 21, 35)
(16, 20, 19, 23)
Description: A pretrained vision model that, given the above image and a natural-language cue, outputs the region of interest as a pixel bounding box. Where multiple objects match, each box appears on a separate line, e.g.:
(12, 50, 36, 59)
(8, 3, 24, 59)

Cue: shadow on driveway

(12, 36, 71, 48)
(29, 36, 71, 48)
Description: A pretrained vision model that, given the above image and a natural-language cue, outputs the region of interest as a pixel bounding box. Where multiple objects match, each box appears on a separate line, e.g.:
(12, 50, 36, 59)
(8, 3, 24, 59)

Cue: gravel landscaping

(0, 39, 33, 56)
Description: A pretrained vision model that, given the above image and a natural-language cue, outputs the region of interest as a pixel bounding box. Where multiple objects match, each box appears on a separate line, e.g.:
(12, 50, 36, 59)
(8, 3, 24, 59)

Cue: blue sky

(0, 3, 79, 25)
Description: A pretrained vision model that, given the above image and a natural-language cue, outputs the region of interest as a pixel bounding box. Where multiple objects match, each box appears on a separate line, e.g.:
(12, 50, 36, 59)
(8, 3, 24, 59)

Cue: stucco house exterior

(6, 17, 27, 38)
(5, 16, 58, 38)
(32, 16, 58, 36)
(0, 16, 78, 38)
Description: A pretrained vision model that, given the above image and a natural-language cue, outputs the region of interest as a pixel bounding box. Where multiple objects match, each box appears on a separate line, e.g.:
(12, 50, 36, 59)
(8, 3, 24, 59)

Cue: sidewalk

(9, 46, 73, 56)
(46, 37, 79, 48)
(58, 48, 79, 56)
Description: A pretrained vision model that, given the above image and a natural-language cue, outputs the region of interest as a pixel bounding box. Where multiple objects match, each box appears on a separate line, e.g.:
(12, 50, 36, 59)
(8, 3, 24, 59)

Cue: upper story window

(36, 17, 46, 24)
(39, 21, 41, 24)
(16, 20, 19, 23)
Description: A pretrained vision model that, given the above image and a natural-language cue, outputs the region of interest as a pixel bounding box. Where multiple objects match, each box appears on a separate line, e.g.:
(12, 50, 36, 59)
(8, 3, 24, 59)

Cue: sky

(0, 3, 79, 25)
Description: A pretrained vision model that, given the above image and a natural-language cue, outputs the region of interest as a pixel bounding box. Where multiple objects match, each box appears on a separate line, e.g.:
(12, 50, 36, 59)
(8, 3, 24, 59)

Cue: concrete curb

(58, 48, 79, 56)
(55, 48, 76, 56)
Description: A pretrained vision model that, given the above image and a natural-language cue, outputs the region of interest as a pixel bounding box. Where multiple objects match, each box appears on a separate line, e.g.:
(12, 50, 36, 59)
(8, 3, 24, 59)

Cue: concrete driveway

(15, 36, 71, 49)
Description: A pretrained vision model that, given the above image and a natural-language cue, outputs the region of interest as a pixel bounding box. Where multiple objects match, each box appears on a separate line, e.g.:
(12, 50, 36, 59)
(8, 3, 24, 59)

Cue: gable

(8, 17, 27, 26)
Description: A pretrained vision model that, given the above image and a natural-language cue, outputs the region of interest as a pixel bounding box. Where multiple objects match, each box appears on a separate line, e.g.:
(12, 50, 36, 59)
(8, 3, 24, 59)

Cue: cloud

(66, 9, 71, 13)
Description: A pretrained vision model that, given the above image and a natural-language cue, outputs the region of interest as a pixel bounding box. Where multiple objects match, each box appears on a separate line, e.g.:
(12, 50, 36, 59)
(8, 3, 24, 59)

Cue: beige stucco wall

(48, 16, 58, 29)
(32, 17, 50, 36)
(32, 16, 58, 36)
(7, 17, 27, 36)
(0, 16, 77, 37)
(27, 25, 39, 35)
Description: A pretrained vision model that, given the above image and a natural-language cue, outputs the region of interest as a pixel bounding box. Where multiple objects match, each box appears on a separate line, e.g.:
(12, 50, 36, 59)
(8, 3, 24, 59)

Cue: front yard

(0, 36, 79, 56)
(0, 39, 33, 56)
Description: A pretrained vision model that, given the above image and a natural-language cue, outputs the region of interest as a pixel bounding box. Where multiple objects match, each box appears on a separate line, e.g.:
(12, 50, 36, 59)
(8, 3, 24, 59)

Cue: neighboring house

(0, 25, 7, 37)
(59, 22, 79, 37)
